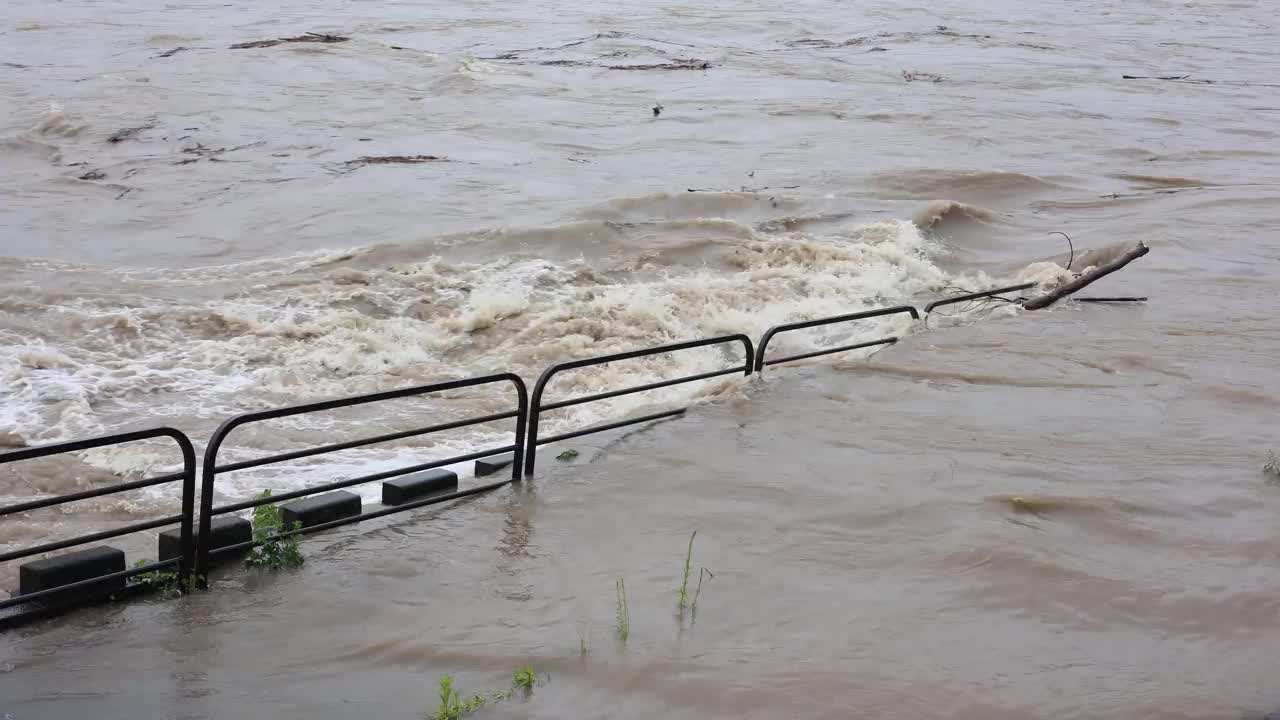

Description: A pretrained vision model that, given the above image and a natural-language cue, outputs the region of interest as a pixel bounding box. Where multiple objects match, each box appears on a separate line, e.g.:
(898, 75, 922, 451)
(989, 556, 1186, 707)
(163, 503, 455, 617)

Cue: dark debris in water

(170, 140, 265, 165)
(902, 70, 946, 83)
(786, 26, 993, 50)
(78, 169, 107, 181)
(181, 140, 265, 156)
(525, 56, 712, 71)
(107, 123, 156, 143)
(3, 61, 30, 69)
(1121, 74, 1280, 88)
(482, 31, 710, 71)
(156, 46, 192, 58)
(343, 155, 450, 169)
(1123, 74, 1193, 81)
(607, 58, 711, 71)
(230, 32, 349, 50)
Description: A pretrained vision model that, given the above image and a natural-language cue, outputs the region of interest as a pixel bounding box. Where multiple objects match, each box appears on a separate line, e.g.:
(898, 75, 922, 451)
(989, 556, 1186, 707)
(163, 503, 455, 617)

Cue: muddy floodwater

(2, 0, 1279, 717)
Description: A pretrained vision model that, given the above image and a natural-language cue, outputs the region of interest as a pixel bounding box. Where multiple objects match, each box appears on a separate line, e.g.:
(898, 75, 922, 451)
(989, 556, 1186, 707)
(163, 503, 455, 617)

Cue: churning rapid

(3, 0, 1280, 717)
(0, 202, 1013, 487)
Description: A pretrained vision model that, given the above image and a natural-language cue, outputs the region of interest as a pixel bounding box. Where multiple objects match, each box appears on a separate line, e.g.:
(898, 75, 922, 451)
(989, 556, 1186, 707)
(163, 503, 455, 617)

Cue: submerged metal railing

(524, 334, 754, 475)
(196, 373, 528, 580)
(6, 279, 1140, 628)
(0, 428, 196, 627)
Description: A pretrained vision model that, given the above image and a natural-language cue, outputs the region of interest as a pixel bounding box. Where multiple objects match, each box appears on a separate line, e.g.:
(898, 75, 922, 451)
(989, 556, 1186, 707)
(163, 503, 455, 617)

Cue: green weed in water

(1266, 450, 1280, 481)
(431, 666, 543, 719)
(615, 577, 630, 644)
(556, 448, 579, 461)
(131, 559, 185, 598)
(512, 665, 537, 692)
(246, 489, 304, 570)
(677, 530, 696, 610)
(434, 674, 487, 720)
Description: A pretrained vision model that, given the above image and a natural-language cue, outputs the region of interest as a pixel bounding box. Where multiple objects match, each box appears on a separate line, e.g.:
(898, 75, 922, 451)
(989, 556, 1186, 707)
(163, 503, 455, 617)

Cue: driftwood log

(1022, 241, 1149, 310)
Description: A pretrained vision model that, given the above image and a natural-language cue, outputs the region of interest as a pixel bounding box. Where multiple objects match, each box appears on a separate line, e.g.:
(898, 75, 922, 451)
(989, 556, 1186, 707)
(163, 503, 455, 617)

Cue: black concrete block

(382, 469, 458, 506)
(19, 546, 126, 596)
(279, 491, 361, 529)
(475, 452, 515, 477)
(159, 516, 252, 562)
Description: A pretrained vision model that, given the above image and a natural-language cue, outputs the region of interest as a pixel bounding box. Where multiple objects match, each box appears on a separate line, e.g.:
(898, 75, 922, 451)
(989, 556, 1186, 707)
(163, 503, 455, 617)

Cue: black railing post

(524, 365, 553, 477)
(509, 373, 528, 482)
(196, 415, 242, 586)
(172, 430, 198, 591)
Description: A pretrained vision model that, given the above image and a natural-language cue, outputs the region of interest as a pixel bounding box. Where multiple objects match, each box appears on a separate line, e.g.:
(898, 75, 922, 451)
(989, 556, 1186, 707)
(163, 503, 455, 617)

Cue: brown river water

(2, 0, 1280, 717)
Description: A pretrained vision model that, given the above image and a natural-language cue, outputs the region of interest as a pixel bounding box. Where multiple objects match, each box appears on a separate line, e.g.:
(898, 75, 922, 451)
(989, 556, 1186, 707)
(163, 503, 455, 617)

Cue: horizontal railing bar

(539, 334, 752, 375)
(755, 305, 918, 372)
(209, 445, 517, 516)
(765, 305, 920, 336)
(539, 366, 746, 412)
(209, 477, 514, 557)
(763, 337, 898, 367)
(0, 514, 186, 564)
(212, 373, 520, 428)
(0, 557, 180, 611)
(214, 409, 519, 474)
(924, 283, 1035, 314)
(536, 408, 686, 447)
(0, 471, 187, 518)
(0, 427, 188, 464)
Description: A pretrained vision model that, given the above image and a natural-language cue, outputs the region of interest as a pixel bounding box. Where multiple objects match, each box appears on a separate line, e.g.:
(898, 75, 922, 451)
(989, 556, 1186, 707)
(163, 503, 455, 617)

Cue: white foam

(1, 216, 1018, 500)
(1018, 261, 1073, 287)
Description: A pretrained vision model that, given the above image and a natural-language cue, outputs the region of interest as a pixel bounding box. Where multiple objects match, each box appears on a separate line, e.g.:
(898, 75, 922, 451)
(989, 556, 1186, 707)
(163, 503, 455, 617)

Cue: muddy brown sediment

(2, 0, 1280, 717)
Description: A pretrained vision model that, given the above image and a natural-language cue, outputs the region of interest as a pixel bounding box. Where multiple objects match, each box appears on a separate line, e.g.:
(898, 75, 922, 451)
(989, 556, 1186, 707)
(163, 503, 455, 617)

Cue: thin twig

(1050, 231, 1075, 270)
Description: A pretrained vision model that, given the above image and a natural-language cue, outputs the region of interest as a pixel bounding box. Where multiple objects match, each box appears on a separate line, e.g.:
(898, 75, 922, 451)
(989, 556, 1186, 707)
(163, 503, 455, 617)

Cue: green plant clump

(132, 559, 185, 598)
(435, 674, 488, 720)
(1265, 450, 1280, 480)
(512, 665, 537, 692)
(556, 448, 579, 461)
(245, 489, 304, 569)
(432, 666, 544, 719)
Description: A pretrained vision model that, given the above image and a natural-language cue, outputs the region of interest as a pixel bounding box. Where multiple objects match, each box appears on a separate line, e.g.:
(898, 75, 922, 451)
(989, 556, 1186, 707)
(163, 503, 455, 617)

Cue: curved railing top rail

(525, 334, 754, 475)
(0, 427, 195, 517)
(203, 372, 527, 468)
(532, 334, 755, 379)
